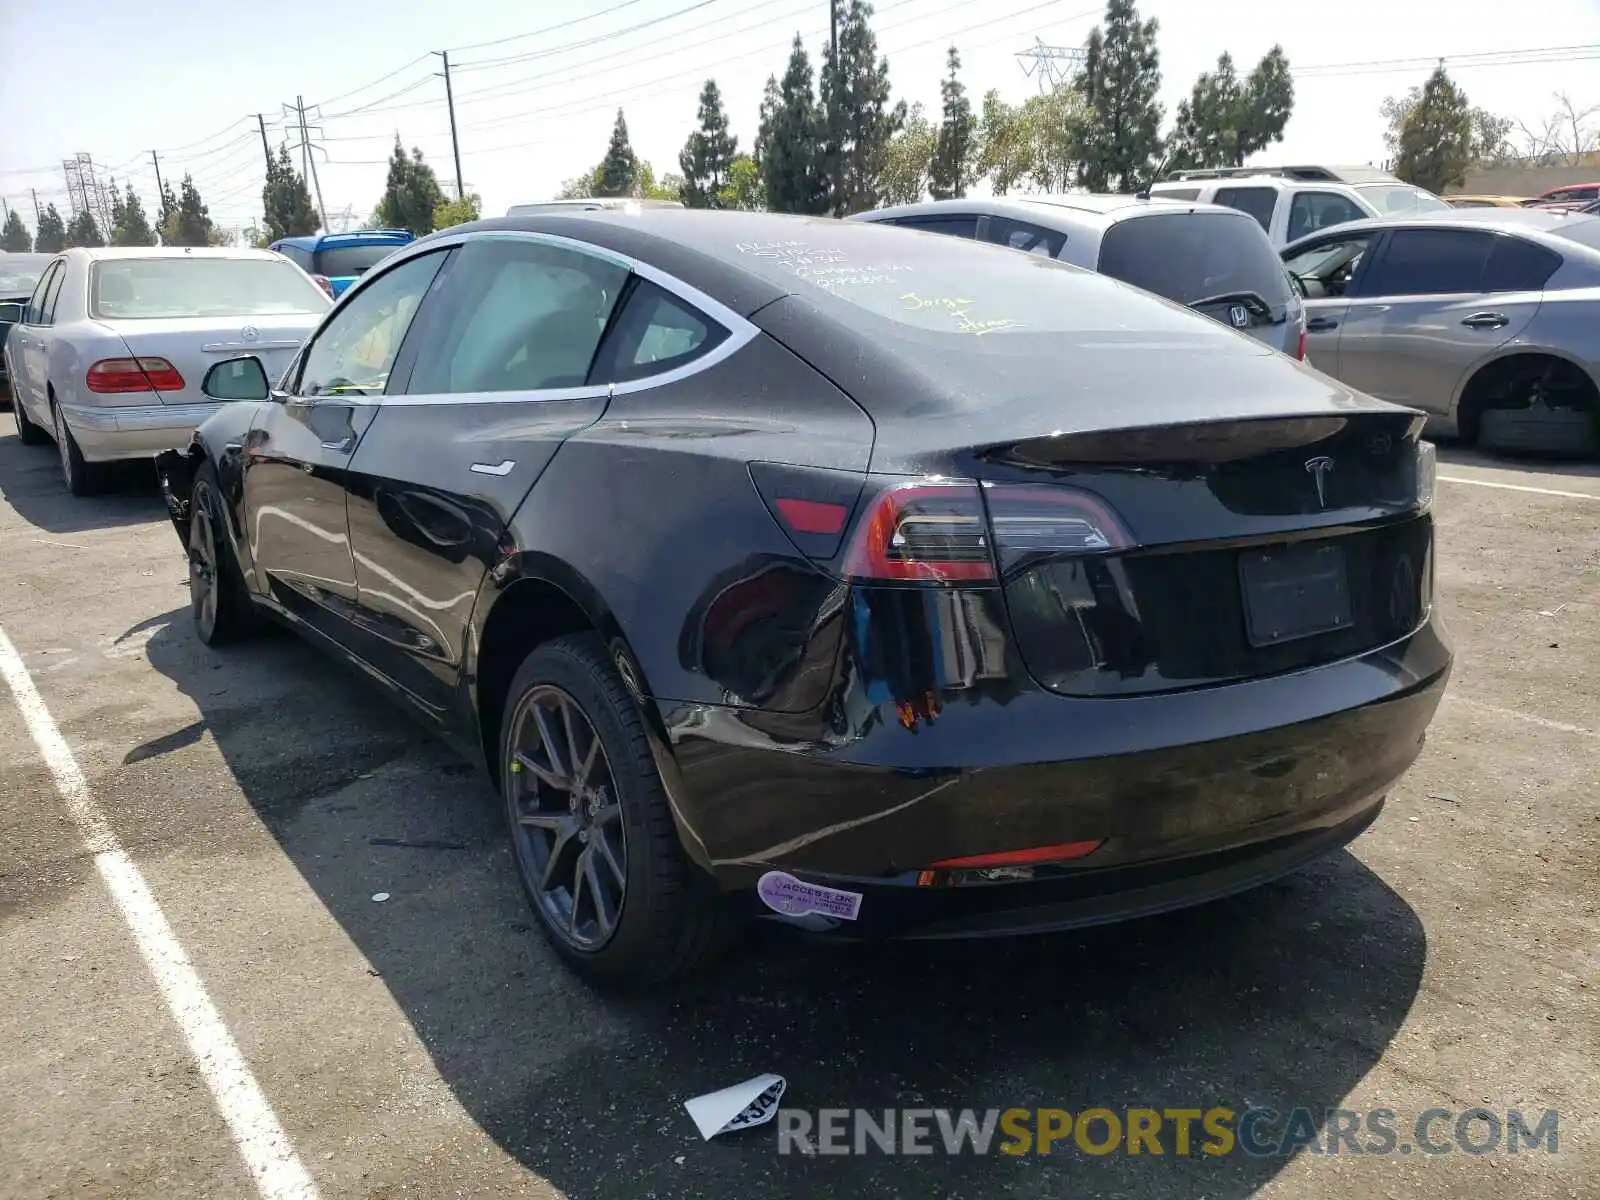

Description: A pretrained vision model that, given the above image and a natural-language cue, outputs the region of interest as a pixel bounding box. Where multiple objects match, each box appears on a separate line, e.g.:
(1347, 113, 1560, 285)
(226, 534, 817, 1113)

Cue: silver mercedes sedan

(5, 246, 330, 494)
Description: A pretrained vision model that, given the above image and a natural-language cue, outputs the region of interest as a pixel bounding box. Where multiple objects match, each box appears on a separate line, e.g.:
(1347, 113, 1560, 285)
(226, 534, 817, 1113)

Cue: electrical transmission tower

(1016, 38, 1086, 92)
(62, 153, 116, 235)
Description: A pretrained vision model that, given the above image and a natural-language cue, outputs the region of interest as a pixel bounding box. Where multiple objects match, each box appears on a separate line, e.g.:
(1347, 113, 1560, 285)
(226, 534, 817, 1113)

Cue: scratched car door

(341, 235, 628, 716)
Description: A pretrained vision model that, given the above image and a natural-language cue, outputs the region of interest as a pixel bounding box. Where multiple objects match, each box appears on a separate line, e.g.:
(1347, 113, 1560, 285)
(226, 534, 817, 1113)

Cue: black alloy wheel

(507, 683, 629, 950)
(187, 465, 255, 645)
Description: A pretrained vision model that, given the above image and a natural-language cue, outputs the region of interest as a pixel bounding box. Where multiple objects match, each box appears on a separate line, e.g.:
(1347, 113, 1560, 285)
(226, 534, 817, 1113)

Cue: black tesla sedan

(155, 210, 1451, 987)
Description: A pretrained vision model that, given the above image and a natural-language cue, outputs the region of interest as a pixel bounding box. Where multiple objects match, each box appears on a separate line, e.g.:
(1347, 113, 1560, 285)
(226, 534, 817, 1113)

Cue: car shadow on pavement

(137, 612, 1426, 1200)
(0, 431, 167, 534)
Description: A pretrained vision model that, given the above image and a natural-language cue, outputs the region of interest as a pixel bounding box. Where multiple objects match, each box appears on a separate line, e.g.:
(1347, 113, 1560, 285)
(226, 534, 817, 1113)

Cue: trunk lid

(97, 315, 317, 404)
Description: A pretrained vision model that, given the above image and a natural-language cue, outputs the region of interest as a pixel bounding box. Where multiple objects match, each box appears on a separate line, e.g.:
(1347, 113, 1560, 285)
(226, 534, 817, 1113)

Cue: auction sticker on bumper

(757, 871, 863, 920)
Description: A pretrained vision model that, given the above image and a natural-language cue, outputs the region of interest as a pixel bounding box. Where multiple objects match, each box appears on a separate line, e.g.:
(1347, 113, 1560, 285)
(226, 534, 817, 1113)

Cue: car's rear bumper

(655, 601, 1451, 938)
(61, 401, 223, 462)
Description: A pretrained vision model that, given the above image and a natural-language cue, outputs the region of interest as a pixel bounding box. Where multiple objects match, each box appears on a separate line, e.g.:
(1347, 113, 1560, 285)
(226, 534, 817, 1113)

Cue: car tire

(188, 461, 258, 646)
(500, 632, 733, 988)
(51, 400, 98, 495)
(13, 393, 47, 445)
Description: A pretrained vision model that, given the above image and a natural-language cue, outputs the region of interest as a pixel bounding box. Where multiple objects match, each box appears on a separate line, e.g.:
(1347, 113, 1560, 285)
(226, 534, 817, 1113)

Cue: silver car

(5, 246, 330, 494)
(849, 194, 1308, 358)
(1283, 208, 1600, 455)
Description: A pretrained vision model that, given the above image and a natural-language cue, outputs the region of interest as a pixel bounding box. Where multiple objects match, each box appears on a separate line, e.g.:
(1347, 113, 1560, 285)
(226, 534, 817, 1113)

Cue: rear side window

(1363, 229, 1493, 295)
(891, 215, 980, 238)
(406, 238, 628, 394)
(1483, 236, 1560, 291)
(1097, 212, 1292, 308)
(25, 262, 60, 324)
(594, 279, 727, 384)
(1212, 187, 1278, 231)
(1287, 191, 1367, 242)
(984, 217, 1065, 258)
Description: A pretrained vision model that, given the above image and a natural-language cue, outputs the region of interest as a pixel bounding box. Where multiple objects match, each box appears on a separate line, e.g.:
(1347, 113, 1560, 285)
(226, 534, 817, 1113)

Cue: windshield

(90, 257, 329, 319)
(1097, 212, 1293, 309)
(1355, 184, 1451, 214)
(0, 257, 50, 298)
(313, 243, 404, 278)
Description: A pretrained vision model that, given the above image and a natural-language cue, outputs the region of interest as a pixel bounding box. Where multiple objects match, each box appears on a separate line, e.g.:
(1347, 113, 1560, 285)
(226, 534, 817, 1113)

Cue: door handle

(1461, 312, 1509, 329)
(320, 435, 355, 453)
(1306, 316, 1340, 332)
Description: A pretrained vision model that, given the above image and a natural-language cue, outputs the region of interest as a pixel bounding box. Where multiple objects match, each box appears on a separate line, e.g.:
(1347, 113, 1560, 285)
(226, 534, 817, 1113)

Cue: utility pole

(434, 50, 466, 201)
(31, 188, 41, 223)
(150, 150, 167, 204)
(829, 0, 837, 62)
(256, 114, 274, 172)
(291, 95, 330, 231)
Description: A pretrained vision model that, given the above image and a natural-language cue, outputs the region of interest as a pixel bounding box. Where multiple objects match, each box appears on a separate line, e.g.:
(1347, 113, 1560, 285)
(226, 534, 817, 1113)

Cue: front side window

(594, 279, 727, 384)
(24, 262, 60, 325)
(40, 263, 68, 325)
(1284, 233, 1375, 299)
(1363, 229, 1494, 296)
(985, 217, 1066, 258)
(406, 238, 628, 394)
(1212, 187, 1278, 231)
(297, 250, 448, 397)
(1287, 191, 1367, 242)
(91, 257, 329, 319)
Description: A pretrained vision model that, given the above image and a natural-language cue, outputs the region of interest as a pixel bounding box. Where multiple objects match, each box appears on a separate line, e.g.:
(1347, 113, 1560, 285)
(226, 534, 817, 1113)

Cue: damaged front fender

(154, 446, 195, 548)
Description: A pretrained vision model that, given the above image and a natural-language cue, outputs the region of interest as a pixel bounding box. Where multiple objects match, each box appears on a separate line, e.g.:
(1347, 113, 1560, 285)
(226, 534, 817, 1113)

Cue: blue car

(268, 230, 414, 297)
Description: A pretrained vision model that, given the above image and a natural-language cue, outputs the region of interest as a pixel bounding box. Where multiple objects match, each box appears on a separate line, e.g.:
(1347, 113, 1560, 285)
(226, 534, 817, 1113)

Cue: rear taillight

(841, 481, 994, 582)
(982, 483, 1134, 574)
(1296, 329, 1308, 360)
(311, 274, 335, 298)
(86, 357, 185, 393)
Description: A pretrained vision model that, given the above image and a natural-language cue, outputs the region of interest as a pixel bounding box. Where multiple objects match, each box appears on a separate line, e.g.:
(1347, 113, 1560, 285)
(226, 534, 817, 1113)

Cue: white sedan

(5, 246, 330, 494)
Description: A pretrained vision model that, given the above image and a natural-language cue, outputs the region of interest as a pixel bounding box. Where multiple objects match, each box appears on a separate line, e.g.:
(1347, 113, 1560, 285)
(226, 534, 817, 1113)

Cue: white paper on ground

(684, 1073, 787, 1141)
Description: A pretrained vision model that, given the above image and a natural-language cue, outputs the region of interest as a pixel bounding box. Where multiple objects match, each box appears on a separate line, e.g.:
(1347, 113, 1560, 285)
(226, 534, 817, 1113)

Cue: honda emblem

(1228, 304, 1250, 329)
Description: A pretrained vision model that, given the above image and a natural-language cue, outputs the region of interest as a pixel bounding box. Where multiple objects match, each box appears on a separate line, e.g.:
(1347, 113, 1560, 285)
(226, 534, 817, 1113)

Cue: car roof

(855, 193, 1253, 229)
(1538, 181, 1600, 193)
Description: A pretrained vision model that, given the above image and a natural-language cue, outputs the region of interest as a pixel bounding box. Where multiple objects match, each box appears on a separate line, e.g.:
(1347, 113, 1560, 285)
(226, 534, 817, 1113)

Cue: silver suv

(850, 194, 1307, 357)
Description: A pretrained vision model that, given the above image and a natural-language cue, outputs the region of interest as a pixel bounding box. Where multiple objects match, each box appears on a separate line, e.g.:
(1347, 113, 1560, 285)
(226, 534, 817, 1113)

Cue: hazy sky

(3, 0, 1600, 233)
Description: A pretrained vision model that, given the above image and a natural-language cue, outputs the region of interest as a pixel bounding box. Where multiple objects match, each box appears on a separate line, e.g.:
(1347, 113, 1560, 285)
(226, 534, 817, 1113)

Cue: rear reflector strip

(774, 497, 848, 535)
(930, 840, 1104, 869)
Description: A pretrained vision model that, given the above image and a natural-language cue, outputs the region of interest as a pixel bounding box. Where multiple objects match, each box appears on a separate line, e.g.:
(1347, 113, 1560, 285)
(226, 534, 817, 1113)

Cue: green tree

(374, 139, 446, 235)
(1073, 0, 1164, 192)
(263, 145, 319, 240)
(718, 154, 765, 210)
(155, 181, 179, 235)
(596, 110, 638, 198)
(820, 0, 902, 214)
(976, 87, 1087, 194)
(678, 79, 739, 208)
(930, 47, 976, 200)
(243, 221, 271, 249)
(1165, 47, 1294, 171)
(35, 204, 66, 252)
(1, 210, 32, 252)
(1381, 78, 1512, 174)
(1390, 66, 1478, 193)
(881, 102, 936, 205)
(555, 167, 603, 199)
(109, 181, 127, 232)
(635, 163, 682, 200)
(65, 208, 104, 248)
(433, 191, 482, 229)
(113, 189, 155, 246)
(159, 175, 215, 247)
(757, 36, 828, 214)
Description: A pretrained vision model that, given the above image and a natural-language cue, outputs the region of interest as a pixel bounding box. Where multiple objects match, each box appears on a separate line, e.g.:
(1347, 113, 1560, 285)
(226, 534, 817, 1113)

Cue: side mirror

(0, 302, 24, 325)
(201, 356, 271, 402)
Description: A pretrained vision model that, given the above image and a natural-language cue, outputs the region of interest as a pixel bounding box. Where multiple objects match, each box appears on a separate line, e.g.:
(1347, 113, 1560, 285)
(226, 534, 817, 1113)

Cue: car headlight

(1416, 439, 1436, 512)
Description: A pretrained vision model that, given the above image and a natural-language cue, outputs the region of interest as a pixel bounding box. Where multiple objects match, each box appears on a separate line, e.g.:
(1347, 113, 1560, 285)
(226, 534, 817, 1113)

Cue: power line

(451, 0, 731, 73)
(447, 0, 652, 54)
(1294, 43, 1600, 76)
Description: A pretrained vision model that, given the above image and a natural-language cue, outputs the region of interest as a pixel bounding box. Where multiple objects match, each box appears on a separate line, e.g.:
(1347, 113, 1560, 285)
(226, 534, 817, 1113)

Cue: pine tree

(1073, 0, 1164, 192)
(112, 187, 156, 246)
(678, 80, 739, 208)
(263, 145, 319, 240)
(374, 139, 446, 235)
(820, 0, 902, 214)
(1393, 66, 1477, 194)
(161, 175, 215, 247)
(65, 208, 104, 248)
(596, 110, 638, 198)
(757, 36, 828, 214)
(1166, 47, 1293, 171)
(35, 204, 66, 252)
(1, 210, 32, 252)
(109, 181, 127, 232)
(929, 47, 975, 200)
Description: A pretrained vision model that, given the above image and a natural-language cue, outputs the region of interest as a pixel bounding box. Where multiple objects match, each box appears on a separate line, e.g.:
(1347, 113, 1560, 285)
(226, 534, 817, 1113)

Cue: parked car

(850, 194, 1306, 357)
(154, 211, 1450, 987)
(1524, 182, 1600, 211)
(1283, 207, 1600, 455)
(1445, 194, 1530, 209)
(5, 246, 330, 493)
(268, 229, 414, 298)
(1150, 165, 1449, 246)
(0, 252, 56, 408)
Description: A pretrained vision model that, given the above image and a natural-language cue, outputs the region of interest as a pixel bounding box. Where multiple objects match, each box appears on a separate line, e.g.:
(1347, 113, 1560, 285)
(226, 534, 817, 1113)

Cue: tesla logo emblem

(240, 325, 260, 342)
(1305, 456, 1336, 508)
(1229, 305, 1250, 328)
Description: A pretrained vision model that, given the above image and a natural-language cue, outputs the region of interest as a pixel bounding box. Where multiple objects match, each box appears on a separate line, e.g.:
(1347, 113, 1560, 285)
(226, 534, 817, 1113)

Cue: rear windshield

(90, 258, 329, 319)
(1354, 184, 1451, 214)
(1096, 212, 1293, 309)
(314, 243, 404, 278)
(729, 223, 1237, 344)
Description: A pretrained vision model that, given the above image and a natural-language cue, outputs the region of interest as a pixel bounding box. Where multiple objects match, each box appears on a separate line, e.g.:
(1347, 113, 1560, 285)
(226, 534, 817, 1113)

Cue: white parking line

(1447, 694, 1597, 739)
(0, 626, 320, 1200)
(1438, 475, 1598, 500)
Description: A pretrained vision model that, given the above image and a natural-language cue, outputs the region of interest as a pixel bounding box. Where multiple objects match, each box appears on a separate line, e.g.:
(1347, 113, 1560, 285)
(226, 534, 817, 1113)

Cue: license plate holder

(1239, 542, 1353, 647)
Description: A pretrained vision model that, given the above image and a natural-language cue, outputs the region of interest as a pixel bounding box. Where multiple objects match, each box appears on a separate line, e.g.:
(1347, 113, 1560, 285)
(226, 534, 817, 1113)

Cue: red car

(1525, 182, 1600, 211)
